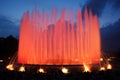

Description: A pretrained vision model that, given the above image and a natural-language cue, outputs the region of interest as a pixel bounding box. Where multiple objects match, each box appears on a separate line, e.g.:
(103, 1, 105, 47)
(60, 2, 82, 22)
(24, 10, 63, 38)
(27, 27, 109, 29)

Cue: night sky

(0, 0, 120, 38)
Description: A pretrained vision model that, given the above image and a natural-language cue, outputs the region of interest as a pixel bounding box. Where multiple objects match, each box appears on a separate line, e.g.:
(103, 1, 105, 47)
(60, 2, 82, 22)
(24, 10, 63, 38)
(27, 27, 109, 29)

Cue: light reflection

(107, 64, 112, 70)
(6, 64, 14, 71)
(100, 58, 103, 61)
(100, 67, 105, 71)
(83, 64, 90, 72)
(38, 68, 45, 73)
(19, 66, 25, 72)
(62, 67, 69, 74)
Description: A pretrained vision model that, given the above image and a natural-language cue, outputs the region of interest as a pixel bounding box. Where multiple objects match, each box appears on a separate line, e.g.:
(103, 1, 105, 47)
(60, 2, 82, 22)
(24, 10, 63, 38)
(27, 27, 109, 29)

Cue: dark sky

(0, 0, 120, 37)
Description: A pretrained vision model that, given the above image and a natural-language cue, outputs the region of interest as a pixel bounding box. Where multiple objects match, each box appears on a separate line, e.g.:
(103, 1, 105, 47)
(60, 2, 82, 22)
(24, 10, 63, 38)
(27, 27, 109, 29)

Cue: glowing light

(8, 57, 10, 59)
(6, 64, 14, 71)
(107, 64, 112, 70)
(19, 66, 25, 72)
(38, 68, 45, 73)
(62, 67, 69, 74)
(83, 64, 90, 72)
(100, 67, 105, 71)
(100, 58, 103, 61)
(0, 60, 3, 62)
(107, 58, 111, 61)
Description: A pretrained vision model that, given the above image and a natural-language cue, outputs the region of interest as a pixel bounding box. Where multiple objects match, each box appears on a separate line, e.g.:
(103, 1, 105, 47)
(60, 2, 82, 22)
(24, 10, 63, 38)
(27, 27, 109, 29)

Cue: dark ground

(0, 69, 120, 80)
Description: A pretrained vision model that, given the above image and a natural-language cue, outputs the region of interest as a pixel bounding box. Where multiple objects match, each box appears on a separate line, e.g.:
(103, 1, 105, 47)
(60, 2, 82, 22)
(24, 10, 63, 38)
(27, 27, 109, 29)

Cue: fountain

(18, 8, 101, 65)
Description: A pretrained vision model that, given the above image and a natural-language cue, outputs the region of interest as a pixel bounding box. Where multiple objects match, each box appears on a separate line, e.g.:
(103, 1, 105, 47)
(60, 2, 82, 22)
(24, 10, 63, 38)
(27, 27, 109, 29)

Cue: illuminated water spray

(18, 8, 101, 65)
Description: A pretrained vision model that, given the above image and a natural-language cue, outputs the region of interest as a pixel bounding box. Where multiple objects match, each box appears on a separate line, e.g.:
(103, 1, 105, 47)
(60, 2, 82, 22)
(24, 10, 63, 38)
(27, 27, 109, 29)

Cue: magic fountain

(18, 8, 101, 66)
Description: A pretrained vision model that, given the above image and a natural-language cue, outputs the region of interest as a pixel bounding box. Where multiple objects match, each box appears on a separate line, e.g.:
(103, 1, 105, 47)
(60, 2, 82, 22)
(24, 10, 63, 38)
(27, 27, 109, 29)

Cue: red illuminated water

(18, 8, 101, 65)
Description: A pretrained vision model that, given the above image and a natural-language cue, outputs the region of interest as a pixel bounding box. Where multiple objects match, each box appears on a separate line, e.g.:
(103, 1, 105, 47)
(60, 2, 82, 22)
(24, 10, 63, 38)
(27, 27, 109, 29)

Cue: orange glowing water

(18, 8, 100, 65)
